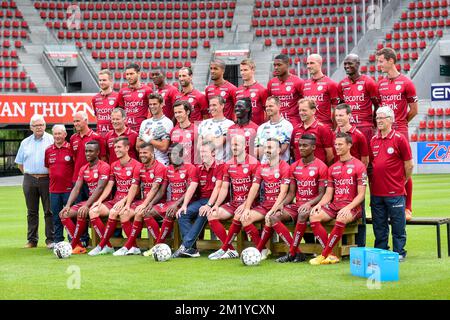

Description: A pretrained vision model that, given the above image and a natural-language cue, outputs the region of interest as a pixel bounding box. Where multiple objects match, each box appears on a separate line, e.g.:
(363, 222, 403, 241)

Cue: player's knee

(268, 215, 279, 225)
(297, 212, 309, 223)
(309, 214, 321, 223)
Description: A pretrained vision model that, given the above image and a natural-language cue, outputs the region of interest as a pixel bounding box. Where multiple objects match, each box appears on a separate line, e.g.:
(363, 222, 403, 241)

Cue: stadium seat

(428, 108, 436, 116)
(410, 133, 418, 142)
(419, 120, 427, 129)
(436, 108, 444, 116)
(437, 120, 444, 129)
(446, 120, 450, 129)
(427, 120, 435, 129)
(436, 133, 444, 141)
(427, 133, 436, 141)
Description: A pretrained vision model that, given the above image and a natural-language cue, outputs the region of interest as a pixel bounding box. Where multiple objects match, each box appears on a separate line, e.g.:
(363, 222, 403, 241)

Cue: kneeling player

(114, 142, 167, 255)
(272, 134, 328, 263)
(309, 132, 367, 265)
(59, 141, 110, 254)
(207, 135, 259, 260)
(88, 137, 142, 256)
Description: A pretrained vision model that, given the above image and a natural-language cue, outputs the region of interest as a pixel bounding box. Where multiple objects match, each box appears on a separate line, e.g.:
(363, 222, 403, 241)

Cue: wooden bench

(366, 217, 450, 258)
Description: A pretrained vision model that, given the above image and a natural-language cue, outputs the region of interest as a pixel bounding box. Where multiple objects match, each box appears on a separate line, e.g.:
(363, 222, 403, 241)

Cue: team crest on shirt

(180, 173, 185, 179)
(64, 156, 71, 161)
(274, 172, 280, 179)
(347, 168, 353, 174)
(317, 85, 323, 91)
(138, 93, 144, 98)
(212, 177, 217, 183)
(251, 92, 256, 98)
(243, 168, 249, 174)
(161, 92, 166, 97)
(188, 98, 194, 103)
(244, 131, 251, 137)
(286, 86, 292, 92)
(186, 133, 191, 139)
(220, 91, 226, 97)
(93, 173, 98, 179)
(109, 100, 115, 105)
(309, 170, 315, 177)
(126, 171, 132, 176)
(395, 85, 402, 91)
(150, 173, 155, 179)
(357, 85, 363, 91)
(387, 147, 394, 154)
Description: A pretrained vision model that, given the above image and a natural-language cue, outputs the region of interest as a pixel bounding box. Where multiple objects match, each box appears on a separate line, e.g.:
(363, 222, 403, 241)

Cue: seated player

(271, 134, 328, 263)
(241, 138, 291, 260)
(113, 142, 167, 256)
(309, 132, 367, 265)
(59, 141, 110, 254)
(146, 143, 199, 252)
(207, 135, 259, 260)
(88, 137, 143, 256)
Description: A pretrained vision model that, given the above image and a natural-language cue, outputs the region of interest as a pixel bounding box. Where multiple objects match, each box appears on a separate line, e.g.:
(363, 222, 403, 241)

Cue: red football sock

(405, 178, 413, 211)
(144, 217, 160, 240)
(256, 225, 273, 252)
(121, 220, 134, 246)
(124, 220, 143, 250)
(243, 224, 261, 247)
(156, 218, 174, 244)
(208, 219, 231, 250)
(310, 221, 329, 249)
(221, 219, 241, 251)
(71, 218, 87, 249)
(322, 221, 346, 257)
(60, 217, 76, 239)
(90, 217, 112, 248)
(272, 222, 294, 247)
(99, 218, 117, 248)
(289, 222, 307, 256)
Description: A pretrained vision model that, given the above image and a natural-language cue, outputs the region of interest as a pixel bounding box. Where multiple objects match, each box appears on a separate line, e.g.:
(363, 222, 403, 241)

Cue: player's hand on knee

(310, 204, 321, 216)
(234, 204, 245, 216)
(240, 208, 250, 222)
(78, 206, 89, 219)
(337, 207, 352, 222)
(176, 205, 187, 219)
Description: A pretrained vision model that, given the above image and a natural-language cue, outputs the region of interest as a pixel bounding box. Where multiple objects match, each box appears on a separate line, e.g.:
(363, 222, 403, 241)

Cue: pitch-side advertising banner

(0, 95, 96, 124)
(417, 142, 450, 164)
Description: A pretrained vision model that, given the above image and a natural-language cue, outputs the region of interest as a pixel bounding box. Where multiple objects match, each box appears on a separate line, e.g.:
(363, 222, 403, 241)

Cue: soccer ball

(153, 243, 172, 262)
(53, 241, 72, 259)
(241, 247, 261, 266)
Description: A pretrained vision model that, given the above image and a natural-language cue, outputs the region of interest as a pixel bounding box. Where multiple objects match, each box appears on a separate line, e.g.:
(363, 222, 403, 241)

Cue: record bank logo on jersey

(418, 142, 450, 164)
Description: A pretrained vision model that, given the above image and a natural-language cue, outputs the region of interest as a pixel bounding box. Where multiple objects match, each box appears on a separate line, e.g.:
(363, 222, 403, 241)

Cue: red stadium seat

(428, 108, 436, 116)
(419, 133, 427, 141)
(419, 120, 427, 129)
(427, 120, 435, 129)
(437, 120, 444, 129)
(436, 133, 444, 141)
(446, 120, 450, 129)
(427, 133, 436, 141)
(410, 134, 418, 142)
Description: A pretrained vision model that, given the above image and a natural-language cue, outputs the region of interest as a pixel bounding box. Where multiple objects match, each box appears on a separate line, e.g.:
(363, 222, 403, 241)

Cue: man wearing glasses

(15, 114, 55, 249)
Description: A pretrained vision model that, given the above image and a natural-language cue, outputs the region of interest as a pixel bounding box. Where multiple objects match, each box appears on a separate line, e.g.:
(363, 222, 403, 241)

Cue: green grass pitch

(1, 174, 449, 300)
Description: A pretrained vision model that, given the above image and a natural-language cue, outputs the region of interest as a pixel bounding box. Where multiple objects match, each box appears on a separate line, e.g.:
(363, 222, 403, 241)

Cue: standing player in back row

(267, 54, 304, 127)
(91, 69, 119, 136)
(151, 67, 179, 120)
(376, 47, 418, 221)
(205, 59, 237, 121)
(303, 54, 340, 129)
(176, 67, 209, 122)
(117, 63, 153, 132)
(236, 58, 268, 125)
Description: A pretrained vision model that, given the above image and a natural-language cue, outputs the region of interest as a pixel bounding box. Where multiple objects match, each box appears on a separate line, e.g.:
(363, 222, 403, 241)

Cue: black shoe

(275, 253, 295, 263)
(293, 252, 306, 263)
(181, 248, 200, 258)
(171, 245, 186, 258)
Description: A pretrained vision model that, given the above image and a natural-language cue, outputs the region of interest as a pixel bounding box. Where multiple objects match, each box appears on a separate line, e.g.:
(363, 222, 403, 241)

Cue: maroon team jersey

(303, 76, 340, 128)
(70, 129, 106, 183)
(291, 120, 333, 162)
(327, 157, 367, 210)
(222, 155, 260, 204)
(44, 142, 74, 193)
(370, 129, 412, 197)
(334, 125, 369, 161)
(338, 75, 378, 128)
(156, 83, 179, 120)
(117, 84, 153, 132)
(377, 74, 418, 132)
(104, 127, 139, 164)
(109, 158, 142, 201)
(290, 158, 328, 205)
(198, 162, 223, 199)
(228, 122, 259, 157)
(267, 75, 304, 126)
(205, 80, 237, 120)
(77, 160, 110, 197)
(139, 160, 167, 198)
(165, 163, 199, 201)
(253, 160, 291, 205)
(91, 91, 119, 135)
(170, 123, 196, 164)
(175, 89, 209, 122)
(236, 82, 268, 125)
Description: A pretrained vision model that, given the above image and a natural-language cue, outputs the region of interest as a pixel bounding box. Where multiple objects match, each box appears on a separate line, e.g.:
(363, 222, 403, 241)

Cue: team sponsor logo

(387, 147, 394, 154)
(64, 156, 71, 161)
(131, 178, 136, 183)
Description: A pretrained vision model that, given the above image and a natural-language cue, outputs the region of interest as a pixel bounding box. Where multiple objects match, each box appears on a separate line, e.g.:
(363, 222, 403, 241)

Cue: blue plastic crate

(365, 250, 399, 282)
(350, 247, 366, 277)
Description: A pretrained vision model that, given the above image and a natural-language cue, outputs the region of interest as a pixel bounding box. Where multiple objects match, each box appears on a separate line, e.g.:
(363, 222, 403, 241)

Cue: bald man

(303, 54, 340, 129)
(337, 54, 379, 148)
(205, 59, 237, 121)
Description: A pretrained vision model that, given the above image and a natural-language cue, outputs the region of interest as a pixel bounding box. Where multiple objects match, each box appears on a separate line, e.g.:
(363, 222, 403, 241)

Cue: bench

(366, 217, 450, 258)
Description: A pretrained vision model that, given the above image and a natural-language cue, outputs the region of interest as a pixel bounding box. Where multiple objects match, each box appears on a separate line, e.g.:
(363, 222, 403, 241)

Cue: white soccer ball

(153, 243, 172, 262)
(241, 247, 262, 266)
(53, 241, 72, 259)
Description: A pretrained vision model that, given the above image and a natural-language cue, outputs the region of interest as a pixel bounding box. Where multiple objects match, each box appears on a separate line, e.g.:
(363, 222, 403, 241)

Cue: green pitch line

(0, 174, 449, 300)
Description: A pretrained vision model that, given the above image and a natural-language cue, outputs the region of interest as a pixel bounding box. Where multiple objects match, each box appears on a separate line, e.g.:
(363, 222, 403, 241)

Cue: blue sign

(417, 142, 450, 164)
(431, 83, 450, 101)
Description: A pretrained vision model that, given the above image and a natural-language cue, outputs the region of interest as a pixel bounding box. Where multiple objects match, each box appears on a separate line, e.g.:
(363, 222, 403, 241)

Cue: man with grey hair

(45, 124, 74, 244)
(369, 106, 413, 262)
(15, 114, 54, 248)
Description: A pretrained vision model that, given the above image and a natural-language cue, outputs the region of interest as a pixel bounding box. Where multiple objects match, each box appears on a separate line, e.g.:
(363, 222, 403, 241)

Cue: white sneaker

(113, 247, 129, 256)
(126, 247, 141, 255)
(143, 244, 159, 257)
(220, 249, 239, 259)
(261, 248, 271, 260)
(88, 245, 102, 256)
(99, 245, 115, 255)
(208, 248, 226, 260)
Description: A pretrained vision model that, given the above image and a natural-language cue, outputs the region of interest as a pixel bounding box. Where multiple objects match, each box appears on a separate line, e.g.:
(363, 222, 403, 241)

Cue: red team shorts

(152, 201, 176, 218)
(220, 201, 244, 215)
(321, 202, 361, 220)
(251, 201, 275, 216)
(70, 201, 88, 213)
(282, 203, 301, 220)
(103, 198, 123, 210)
(130, 199, 145, 209)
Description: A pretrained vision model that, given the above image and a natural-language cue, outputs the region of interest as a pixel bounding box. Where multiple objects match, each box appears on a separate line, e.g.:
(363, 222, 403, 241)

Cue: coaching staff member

(370, 106, 413, 262)
(15, 114, 54, 248)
